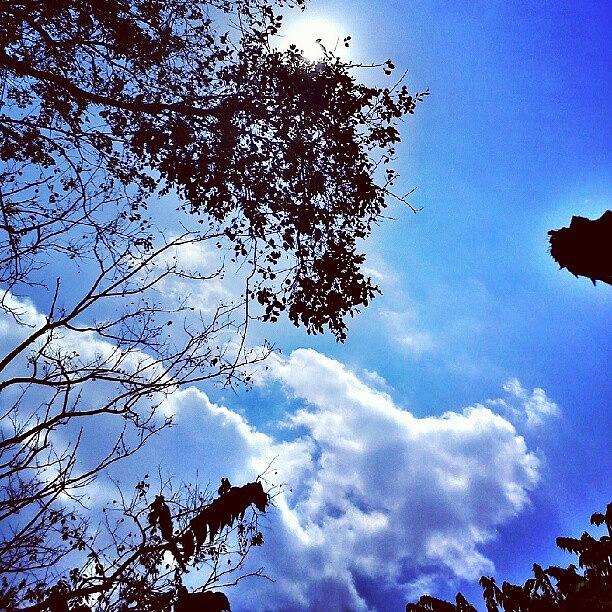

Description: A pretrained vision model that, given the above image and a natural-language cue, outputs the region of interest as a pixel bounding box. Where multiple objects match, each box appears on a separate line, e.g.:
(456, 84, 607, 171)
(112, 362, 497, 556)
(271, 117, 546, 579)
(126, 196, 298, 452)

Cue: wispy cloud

(380, 309, 436, 356)
(486, 378, 561, 429)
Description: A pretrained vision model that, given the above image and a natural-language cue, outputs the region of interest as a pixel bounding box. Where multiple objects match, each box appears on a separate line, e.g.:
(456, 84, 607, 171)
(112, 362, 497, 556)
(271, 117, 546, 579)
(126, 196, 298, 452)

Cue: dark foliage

(175, 585, 231, 612)
(189, 481, 269, 547)
(149, 480, 269, 565)
(406, 593, 477, 612)
(406, 502, 612, 611)
(10, 477, 268, 611)
(548, 211, 612, 285)
(1, 0, 427, 341)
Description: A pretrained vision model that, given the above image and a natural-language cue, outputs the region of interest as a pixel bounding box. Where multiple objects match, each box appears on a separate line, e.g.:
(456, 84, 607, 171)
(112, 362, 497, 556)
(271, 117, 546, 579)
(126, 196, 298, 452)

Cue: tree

(406, 502, 612, 611)
(1, 0, 427, 340)
(4, 476, 273, 611)
(0, 0, 426, 609)
(548, 210, 612, 285)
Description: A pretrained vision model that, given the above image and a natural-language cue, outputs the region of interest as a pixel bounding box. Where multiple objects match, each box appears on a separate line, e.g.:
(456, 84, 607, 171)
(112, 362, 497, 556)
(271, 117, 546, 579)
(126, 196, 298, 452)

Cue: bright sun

(281, 17, 349, 61)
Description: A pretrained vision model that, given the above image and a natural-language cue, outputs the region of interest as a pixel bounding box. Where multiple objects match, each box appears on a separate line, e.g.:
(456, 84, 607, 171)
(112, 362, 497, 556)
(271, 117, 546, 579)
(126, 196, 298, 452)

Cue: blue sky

(1, 1, 609, 610)
(216, 0, 611, 606)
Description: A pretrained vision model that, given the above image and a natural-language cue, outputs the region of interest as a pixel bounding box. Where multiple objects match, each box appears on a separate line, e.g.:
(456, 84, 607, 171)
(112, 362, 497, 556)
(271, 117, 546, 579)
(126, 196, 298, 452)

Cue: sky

(1, 0, 610, 610)
(221, 0, 611, 607)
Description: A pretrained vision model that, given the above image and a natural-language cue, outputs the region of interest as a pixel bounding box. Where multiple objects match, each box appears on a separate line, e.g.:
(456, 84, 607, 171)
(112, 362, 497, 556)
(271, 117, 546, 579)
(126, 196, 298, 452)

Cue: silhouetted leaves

(590, 503, 612, 532)
(1, 0, 427, 608)
(406, 593, 477, 612)
(149, 495, 174, 542)
(15, 479, 266, 611)
(175, 585, 231, 612)
(406, 594, 464, 612)
(189, 481, 268, 550)
(407, 502, 612, 611)
(1, 0, 427, 341)
(146, 480, 268, 569)
(548, 210, 612, 285)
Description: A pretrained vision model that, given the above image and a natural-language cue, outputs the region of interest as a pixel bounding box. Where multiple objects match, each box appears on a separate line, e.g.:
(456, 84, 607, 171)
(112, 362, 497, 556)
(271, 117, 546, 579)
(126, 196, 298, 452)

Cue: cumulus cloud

(156, 349, 544, 610)
(0, 290, 47, 336)
(1, 295, 549, 610)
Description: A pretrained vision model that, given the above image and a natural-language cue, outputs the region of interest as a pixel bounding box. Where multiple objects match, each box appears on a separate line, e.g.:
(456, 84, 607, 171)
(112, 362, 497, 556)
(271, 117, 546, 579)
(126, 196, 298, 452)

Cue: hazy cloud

(380, 309, 436, 356)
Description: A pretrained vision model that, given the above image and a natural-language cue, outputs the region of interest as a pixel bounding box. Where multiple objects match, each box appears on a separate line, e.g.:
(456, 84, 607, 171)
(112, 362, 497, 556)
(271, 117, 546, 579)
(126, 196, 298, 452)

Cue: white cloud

(0, 290, 47, 335)
(154, 239, 238, 313)
(485, 377, 561, 429)
(1, 294, 550, 610)
(156, 349, 543, 610)
(361, 368, 390, 390)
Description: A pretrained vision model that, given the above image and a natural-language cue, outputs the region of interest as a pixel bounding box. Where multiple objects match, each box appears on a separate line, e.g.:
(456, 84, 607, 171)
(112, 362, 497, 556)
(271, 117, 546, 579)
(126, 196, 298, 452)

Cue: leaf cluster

(4, 476, 270, 611)
(406, 502, 612, 612)
(548, 210, 612, 285)
(1, 0, 427, 340)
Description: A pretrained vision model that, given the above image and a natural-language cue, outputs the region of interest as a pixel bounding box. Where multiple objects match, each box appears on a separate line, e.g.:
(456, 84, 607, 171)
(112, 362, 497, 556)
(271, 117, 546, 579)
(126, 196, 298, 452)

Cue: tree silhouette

(1, 0, 426, 609)
(548, 211, 612, 285)
(406, 502, 612, 611)
(1, 0, 427, 341)
(2, 474, 271, 611)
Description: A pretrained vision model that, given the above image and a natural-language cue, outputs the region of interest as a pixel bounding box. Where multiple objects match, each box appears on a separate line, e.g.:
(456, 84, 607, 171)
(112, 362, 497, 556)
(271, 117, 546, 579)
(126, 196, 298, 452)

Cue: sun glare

(281, 16, 350, 61)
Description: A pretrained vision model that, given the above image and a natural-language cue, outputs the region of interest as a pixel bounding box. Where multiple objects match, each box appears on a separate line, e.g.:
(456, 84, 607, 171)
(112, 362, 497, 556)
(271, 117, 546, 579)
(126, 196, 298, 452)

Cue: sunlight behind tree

(280, 15, 351, 61)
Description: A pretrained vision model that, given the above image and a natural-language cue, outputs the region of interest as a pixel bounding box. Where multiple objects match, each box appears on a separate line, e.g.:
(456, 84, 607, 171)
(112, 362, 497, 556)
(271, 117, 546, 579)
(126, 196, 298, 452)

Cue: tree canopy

(548, 210, 612, 286)
(1, 0, 427, 340)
